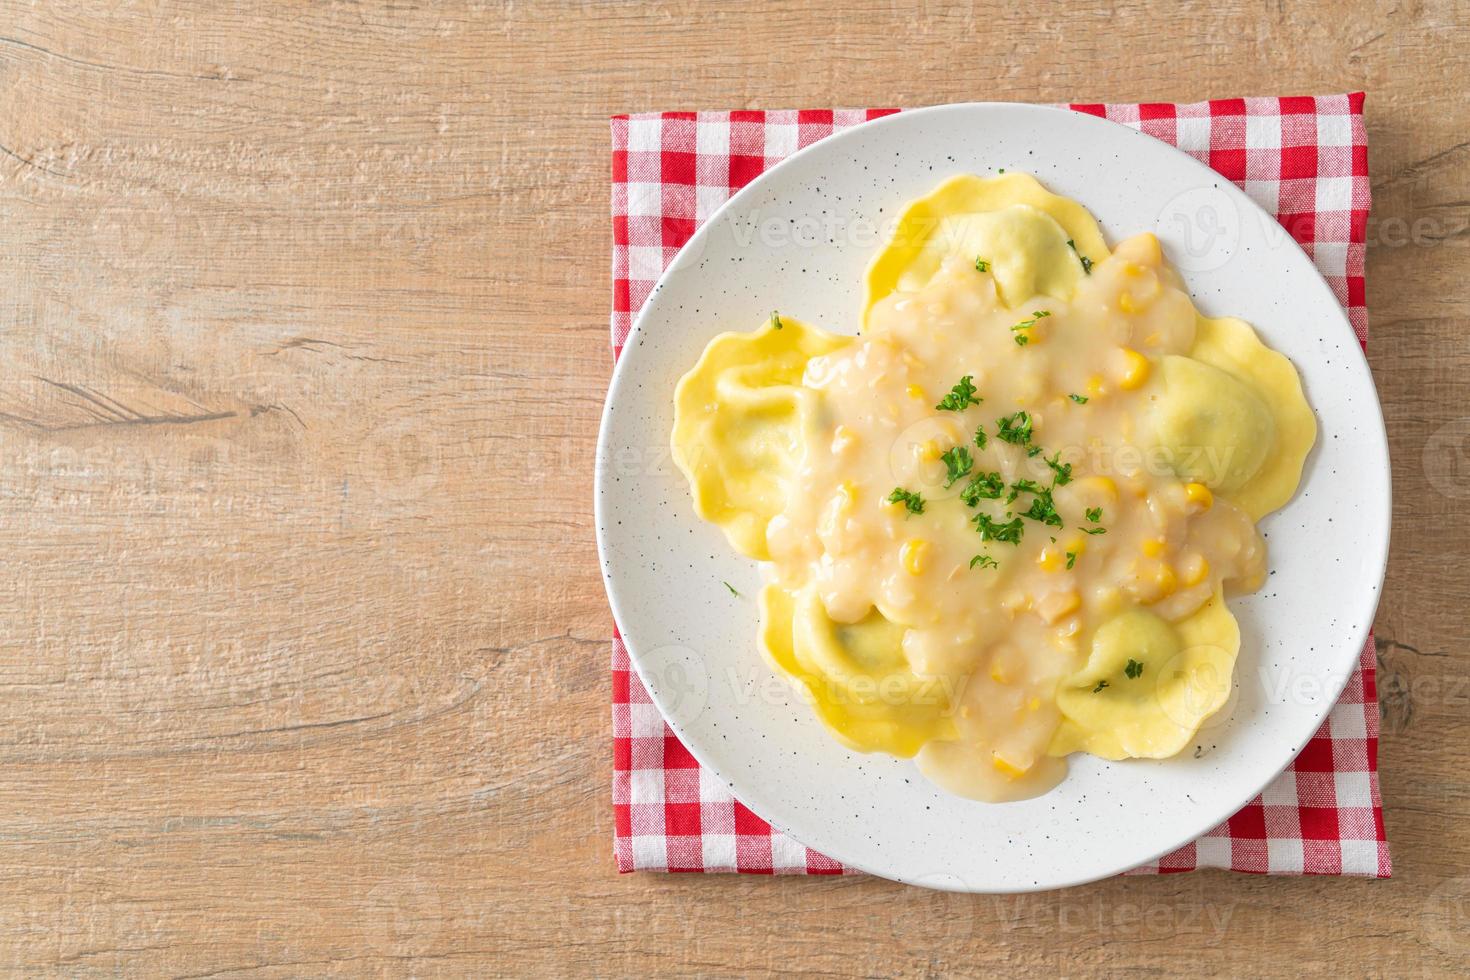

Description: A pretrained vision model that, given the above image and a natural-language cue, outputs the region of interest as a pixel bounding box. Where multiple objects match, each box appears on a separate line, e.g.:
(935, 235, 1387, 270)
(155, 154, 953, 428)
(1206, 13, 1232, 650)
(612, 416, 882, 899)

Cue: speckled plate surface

(594, 103, 1389, 892)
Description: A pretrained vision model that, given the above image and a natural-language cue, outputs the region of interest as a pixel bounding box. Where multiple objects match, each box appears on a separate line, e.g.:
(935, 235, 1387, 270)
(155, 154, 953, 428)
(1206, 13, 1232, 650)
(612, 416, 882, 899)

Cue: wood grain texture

(0, 0, 1465, 975)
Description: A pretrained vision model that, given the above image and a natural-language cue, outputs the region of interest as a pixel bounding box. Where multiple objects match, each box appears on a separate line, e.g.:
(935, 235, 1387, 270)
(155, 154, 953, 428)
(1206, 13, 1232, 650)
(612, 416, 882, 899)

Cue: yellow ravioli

(759, 585, 955, 757)
(671, 316, 850, 559)
(863, 172, 1108, 323)
(1048, 591, 1240, 760)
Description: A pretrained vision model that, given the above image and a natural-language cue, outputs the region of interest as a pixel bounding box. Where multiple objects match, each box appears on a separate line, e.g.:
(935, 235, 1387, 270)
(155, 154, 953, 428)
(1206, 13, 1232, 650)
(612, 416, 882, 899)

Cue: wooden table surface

(1, 1, 1466, 975)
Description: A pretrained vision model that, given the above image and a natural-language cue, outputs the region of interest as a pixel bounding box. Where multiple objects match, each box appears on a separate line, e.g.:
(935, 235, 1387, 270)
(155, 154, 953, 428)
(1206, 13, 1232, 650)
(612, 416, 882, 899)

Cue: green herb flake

(1044, 452, 1072, 486)
(973, 424, 988, 451)
(1125, 659, 1145, 680)
(1010, 310, 1052, 347)
(770, 311, 783, 330)
(1067, 239, 1094, 275)
(935, 375, 982, 412)
(971, 512, 1025, 545)
(1093, 679, 1110, 693)
(1019, 487, 1063, 528)
(1069, 393, 1089, 404)
(974, 257, 990, 273)
(1065, 551, 1077, 570)
(1081, 526, 1108, 535)
(723, 581, 740, 597)
(995, 411, 1034, 447)
(886, 487, 925, 515)
(1085, 506, 1103, 523)
(1006, 478, 1045, 504)
(941, 445, 974, 487)
(969, 554, 999, 570)
(959, 471, 1005, 506)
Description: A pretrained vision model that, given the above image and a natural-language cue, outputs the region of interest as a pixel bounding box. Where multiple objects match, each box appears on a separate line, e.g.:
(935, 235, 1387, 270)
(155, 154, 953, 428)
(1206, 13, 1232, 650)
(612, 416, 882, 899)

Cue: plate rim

(595, 100, 1391, 892)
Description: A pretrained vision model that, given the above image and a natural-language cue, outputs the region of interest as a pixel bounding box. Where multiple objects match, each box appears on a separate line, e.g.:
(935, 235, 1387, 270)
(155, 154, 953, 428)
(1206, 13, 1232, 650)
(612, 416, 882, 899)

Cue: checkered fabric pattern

(608, 95, 1389, 877)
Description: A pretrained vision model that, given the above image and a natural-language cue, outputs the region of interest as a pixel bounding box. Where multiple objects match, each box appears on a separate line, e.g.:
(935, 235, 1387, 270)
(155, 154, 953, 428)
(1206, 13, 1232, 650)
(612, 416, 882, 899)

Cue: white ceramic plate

(595, 103, 1389, 892)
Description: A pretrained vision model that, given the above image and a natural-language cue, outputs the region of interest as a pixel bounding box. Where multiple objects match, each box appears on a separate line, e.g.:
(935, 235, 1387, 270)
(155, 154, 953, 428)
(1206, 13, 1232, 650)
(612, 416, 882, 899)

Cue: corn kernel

(1182, 554, 1210, 587)
(1086, 374, 1106, 397)
(992, 753, 1028, 779)
(917, 439, 943, 462)
(906, 383, 926, 401)
(1154, 563, 1179, 599)
(990, 661, 1009, 684)
(1141, 537, 1167, 558)
(1036, 546, 1065, 572)
(1122, 261, 1143, 278)
(1027, 697, 1041, 712)
(1080, 476, 1118, 501)
(900, 538, 929, 576)
(1118, 291, 1137, 313)
(1184, 482, 1213, 511)
(1038, 590, 1081, 624)
(1065, 536, 1087, 558)
(1144, 332, 1162, 347)
(832, 425, 858, 454)
(1118, 348, 1150, 390)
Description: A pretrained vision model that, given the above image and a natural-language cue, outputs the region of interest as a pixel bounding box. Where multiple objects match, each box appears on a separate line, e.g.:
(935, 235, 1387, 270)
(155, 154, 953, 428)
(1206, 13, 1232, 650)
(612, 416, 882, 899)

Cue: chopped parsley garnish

(1069, 393, 1089, 404)
(723, 581, 740, 597)
(995, 411, 1034, 447)
(770, 311, 783, 330)
(1125, 659, 1145, 680)
(974, 257, 990, 273)
(959, 471, 1005, 505)
(941, 446, 973, 487)
(969, 554, 999, 570)
(1019, 487, 1063, 528)
(1044, 452, 1072, 486)
(1065, 551, 1077, 570)
(1006, 478, 1045, 504)
(972, 512, 1025, 545)
(1081, 526, 1108, 535)
(1093, 679, 1110, 693)
(935, 375, 981, 412)
(1067, 239, 1094, 275)
(973, 424, 987, 451)
(1085, 506, 1103, 523)
(887, 487, 925, 515)
(1010, 310, 1051, 347)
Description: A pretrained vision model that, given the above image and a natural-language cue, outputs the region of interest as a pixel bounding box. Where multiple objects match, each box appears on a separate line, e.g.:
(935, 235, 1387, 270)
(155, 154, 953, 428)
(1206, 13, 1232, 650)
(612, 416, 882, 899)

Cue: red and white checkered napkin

(608, 96, 1389, 877)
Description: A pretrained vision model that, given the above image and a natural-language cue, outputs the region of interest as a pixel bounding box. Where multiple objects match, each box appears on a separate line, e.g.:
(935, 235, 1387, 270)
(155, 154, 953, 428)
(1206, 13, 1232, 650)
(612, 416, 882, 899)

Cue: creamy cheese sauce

(767, 234, 1265, 799)
(671, 174, 1315, 801)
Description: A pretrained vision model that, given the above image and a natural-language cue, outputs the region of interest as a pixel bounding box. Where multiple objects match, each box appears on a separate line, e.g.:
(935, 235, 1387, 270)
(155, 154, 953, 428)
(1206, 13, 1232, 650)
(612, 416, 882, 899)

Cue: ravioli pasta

(671, 173, 1316, 801)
